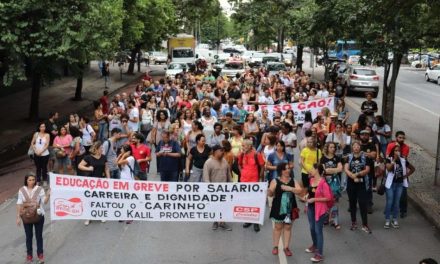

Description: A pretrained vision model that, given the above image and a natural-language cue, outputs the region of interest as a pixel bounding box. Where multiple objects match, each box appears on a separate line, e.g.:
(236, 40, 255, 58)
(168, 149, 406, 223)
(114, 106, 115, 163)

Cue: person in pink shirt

(53, 127, 73, 174)
(305, 163, 333, 263)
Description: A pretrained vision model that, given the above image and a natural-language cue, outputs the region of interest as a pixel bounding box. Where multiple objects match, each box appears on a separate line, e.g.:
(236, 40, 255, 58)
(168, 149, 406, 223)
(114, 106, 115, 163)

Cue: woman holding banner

(117, 144, 136, 224)
(78, 141, 110, 226)
(268, 162, 302, 257)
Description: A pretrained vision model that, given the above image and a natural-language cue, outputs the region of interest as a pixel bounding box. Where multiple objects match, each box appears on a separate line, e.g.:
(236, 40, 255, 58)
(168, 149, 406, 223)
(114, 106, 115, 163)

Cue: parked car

(247, 52, 265, 68)
(425, 64, 440, 85)
(150, 51, 168, 64)
(165, 62, 187, 79)
(114, 51, 131, 63)
(266, 62, 287, 76)
(282, 53, 296, 67)
(342, 66, 380, 97)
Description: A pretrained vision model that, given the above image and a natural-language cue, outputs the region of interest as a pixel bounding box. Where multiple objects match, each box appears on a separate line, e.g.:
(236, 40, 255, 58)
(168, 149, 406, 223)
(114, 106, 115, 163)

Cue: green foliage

(200, 11, 231, 46)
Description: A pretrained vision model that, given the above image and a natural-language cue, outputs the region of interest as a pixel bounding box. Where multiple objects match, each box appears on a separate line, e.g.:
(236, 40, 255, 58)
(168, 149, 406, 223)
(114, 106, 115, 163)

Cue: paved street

(2, 141, 440, 264)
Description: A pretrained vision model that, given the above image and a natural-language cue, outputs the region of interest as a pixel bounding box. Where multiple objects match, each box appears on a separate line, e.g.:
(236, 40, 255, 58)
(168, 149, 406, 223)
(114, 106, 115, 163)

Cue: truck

(168, 34, 196, 70)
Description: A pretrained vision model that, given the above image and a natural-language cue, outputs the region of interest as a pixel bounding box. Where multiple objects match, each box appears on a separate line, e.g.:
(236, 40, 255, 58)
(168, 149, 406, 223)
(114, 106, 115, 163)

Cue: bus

(328, 40, 361, 60)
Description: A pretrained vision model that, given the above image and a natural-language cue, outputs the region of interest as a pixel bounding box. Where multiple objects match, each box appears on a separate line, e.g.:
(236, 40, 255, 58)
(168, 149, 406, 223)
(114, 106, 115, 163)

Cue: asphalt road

(303, 53, 440, 156)
(2, 146, 440, 264)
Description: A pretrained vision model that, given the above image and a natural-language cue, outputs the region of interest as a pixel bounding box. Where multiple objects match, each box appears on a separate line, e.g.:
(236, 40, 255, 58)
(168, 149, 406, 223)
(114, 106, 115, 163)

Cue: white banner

(221, 97, 335, 124)
(49, 174, 267, 224)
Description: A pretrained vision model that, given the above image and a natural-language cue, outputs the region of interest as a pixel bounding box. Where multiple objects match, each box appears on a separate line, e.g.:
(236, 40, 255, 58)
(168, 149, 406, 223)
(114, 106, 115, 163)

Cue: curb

(407, 188, 440, 231)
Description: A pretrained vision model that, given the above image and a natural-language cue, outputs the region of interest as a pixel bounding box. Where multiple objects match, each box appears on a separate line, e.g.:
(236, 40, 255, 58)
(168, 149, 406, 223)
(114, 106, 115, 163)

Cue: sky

(219, 0, 234, 17)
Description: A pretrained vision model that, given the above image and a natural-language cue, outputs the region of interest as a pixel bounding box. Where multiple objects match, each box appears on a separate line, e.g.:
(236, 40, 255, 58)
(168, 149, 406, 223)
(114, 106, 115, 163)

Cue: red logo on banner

(233, 206, 260, 221)
(54, 198, 83, 217)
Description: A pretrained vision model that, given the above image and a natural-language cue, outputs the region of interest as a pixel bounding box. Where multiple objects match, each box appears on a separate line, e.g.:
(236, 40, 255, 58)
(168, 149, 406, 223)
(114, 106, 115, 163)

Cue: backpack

(19, 186, 42, 224)
(326, 175, 342, 199)
(237, 151, 263, 182)
(127, 158, 147, 181)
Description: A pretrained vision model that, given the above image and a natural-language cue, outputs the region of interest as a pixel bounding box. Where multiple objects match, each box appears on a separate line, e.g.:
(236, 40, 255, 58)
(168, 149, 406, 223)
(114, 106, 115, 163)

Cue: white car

(425, 64, 440, 85)
(165, 63, 187, 78)
(151, 52, 168, 64)
(342, 66, 380, 97)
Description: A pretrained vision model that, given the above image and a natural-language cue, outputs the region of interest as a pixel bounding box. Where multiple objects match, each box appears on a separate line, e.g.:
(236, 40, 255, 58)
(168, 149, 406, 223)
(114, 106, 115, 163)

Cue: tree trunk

(382, 53, 403, 131)
(137, 52, 141, 72)
(28, 69, 42, 121)
(126, 48, 137, 75)
(73, 63, 86, 101)
(279, 28, 285, 53)
(296, 44, 303, 70)
(63, 62, 69, 77)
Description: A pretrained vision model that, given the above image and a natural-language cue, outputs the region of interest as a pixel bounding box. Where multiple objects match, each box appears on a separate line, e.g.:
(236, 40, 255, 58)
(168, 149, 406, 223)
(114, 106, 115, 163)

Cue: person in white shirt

(316, 83, 329, 98)
(258, 88, 275, 105)
(281, 122, 297, 155)
(16, 172, 50, 263)
(127, 100, 139, 132)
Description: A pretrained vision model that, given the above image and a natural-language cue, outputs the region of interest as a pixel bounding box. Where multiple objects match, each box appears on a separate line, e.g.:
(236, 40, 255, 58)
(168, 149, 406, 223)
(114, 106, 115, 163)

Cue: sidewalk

(0, 61, 144, 168)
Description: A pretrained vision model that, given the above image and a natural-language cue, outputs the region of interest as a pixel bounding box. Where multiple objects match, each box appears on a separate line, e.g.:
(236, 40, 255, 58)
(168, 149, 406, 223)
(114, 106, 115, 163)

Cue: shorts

(271, 216, 292, 225)
(57, 156, 71, 168)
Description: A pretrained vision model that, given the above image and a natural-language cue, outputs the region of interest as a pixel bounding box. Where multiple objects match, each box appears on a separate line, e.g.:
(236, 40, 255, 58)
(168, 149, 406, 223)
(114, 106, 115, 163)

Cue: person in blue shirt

(156, 131, 182, 181)
(221, 99, 240, 122)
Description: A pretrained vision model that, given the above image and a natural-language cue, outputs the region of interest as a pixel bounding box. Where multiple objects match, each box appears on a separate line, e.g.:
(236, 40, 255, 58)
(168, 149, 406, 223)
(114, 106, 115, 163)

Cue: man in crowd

(238, 139, 265, 232)
(359, 130, 377, 214)
(203, 145, 232, 231)
(130, 132, 151, 180)
(156, 131, 181, 182)
(102, 128, 122, 179)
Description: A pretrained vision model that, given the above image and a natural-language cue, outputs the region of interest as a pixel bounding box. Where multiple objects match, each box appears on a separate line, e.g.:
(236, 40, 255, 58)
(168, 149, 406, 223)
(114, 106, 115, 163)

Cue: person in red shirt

(386, 130, 410, 218)
(386, 131, 409, 158)
(130, 132, 151, 175)
(100, 90, 110, 115)
(238, 139, 265, 232)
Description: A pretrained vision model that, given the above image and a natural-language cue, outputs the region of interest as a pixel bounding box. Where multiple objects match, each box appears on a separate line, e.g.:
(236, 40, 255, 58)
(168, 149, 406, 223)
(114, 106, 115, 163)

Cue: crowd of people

(20, 66, 420, 263)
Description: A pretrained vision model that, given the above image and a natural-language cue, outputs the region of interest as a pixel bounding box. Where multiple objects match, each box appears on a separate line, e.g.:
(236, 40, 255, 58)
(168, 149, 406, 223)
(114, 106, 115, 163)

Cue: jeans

(385, 182, 404, 220)
(24, 216, 45, 256)
(160, 170, 179, 182)
(104, 75, 111, 88)
(34, 155, 49, 183)
(98, 122, 108, 142)
(110, 169, 121, 179)
(347, 182, 368, 225)
(188, 167, 203, 182)
(400, 187, 408, 214)
(307, 204, 326, 256)
(367, 174, 373, 207)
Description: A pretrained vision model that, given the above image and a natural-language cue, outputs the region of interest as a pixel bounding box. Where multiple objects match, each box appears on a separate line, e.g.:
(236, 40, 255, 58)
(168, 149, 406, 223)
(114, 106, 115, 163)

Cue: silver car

(343, 66, 379, 97)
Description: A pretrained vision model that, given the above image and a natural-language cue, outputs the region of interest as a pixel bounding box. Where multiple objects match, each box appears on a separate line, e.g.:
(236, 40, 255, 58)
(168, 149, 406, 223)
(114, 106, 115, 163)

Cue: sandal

(272, 246, 279, 255)
(333, 224, 341, 230)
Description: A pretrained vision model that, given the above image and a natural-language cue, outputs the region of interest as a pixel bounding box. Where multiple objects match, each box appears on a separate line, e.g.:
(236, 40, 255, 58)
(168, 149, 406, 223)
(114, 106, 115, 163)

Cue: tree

(200, 11, 230, 47)
(0, 0, 118, 120)
(121, 0, 177, 75)
(339, 0, 440, 129)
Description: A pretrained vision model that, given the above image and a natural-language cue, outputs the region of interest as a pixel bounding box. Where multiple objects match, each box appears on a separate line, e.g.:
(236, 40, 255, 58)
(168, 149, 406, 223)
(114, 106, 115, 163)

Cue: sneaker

(272, 246, 279, 255)
(361, 225, 372, 234)
(253, 224, 260, 232)
(38, 254, 45, 264)
(243, 223, 252, 228)
(126, 220, 133, 224)
(101, 220, 107, 223)
(219, 223, 232, 231)
(284, 247, 293, 257)
(84, 220, 90, 226)
(391, 220, 399, 229)
(26, 255, 33, 263)
(384, 220, 390, 229)
(305, 245, 316, 253)
(212, 222, 219, 230)
(311, 254, 323, 262)
(350, 222, 358, 231)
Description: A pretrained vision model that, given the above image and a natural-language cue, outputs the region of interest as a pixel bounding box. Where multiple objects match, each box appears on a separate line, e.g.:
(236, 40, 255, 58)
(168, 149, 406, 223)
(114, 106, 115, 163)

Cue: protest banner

(49, 174, 267, 224)
(221, 97, 335, 124)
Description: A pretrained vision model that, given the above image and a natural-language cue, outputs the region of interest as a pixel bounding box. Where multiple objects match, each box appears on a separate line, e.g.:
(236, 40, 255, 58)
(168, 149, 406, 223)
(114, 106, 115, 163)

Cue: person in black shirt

(320, 142, 343, 229)
(359, 130, 377, 214)
(360, 92, 378, 125)
(45, 112, 59, 176)
(344, 141, 372, 234)
(185, 134, 211, 182)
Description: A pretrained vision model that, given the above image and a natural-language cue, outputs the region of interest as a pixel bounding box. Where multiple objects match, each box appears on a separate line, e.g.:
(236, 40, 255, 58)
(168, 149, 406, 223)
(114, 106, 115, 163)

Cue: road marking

(272, 222, 288, 264)
(344, 95, 439, 117)
(395, 96, 440, 117)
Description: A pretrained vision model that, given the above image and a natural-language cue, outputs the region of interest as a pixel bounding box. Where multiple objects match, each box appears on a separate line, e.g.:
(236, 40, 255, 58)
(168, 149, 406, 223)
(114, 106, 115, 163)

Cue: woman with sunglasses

(29, 123, 50, 185)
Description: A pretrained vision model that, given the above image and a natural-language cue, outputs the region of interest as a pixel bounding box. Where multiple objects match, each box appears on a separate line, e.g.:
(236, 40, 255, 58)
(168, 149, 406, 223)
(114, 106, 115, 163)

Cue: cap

(360, 130, 370, 134)
(212, 145, 224, 152)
